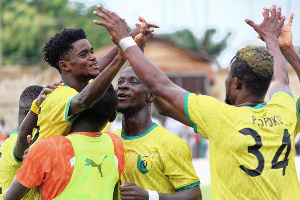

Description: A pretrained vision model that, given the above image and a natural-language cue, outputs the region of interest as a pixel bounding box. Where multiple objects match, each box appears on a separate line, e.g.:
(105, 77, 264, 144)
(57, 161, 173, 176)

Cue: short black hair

(230, 46, 273, 98)
(42, 28, 87, 73)
(19, 85, 44, 111)
(76, 84, 118, 124)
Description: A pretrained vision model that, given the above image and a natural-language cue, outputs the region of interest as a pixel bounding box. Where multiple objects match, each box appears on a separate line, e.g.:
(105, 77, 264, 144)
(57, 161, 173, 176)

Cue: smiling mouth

(90, 63, 98, 68)
(118, 93, 130, 100)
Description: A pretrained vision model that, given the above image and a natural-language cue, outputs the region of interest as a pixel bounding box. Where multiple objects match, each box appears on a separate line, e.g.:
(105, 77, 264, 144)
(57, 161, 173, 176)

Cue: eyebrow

(77, 47, 94, 56)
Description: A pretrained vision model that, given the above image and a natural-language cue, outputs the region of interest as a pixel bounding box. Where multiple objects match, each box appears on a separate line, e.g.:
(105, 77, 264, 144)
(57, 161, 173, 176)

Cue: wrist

(147, 190, 159, 200)
(31, 99, 39, 114)
(119, 37, 137, 52)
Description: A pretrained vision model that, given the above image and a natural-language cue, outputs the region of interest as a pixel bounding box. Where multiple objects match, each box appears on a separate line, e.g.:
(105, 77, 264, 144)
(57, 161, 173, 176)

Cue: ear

(232, 77, 242, 90)
(146, 93, 155, 104)
(59, 61, 71, 72)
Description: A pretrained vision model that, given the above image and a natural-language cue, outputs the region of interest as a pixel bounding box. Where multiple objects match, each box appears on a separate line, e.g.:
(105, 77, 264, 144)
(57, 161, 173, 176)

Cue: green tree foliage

(159, 28, 232, 58)
(1, 0, 111, 67)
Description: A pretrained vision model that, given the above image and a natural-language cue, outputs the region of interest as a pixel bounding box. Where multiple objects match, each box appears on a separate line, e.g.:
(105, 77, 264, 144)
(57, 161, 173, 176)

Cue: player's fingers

(147, 23, 160, 28)
(269, 5, 276, 19)
(262, 7, 269, 19)
(42, 87, 54, 95)
(279, 16, 286, 26)
(138, 16, 146, 24)
(276, 6, 282, 21)
(93, 11, 110, 22)
(96, 4, 113, 18)
(287, 13, 294, 27)
(27, 135, 32, 145)
(93, 19, 108, 27)
(244, 19, 257, 28)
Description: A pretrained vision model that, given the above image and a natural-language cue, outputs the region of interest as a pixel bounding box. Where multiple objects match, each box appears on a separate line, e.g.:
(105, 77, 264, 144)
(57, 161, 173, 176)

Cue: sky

(73, 0, 300, 68)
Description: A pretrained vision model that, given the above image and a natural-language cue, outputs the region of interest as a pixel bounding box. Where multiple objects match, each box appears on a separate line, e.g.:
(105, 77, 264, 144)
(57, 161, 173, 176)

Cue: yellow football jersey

(0, 133, 21, 200)
(281, 96, 300, 200)
(185, 91, 297, 199)
(31, 85, 79, 145)
(114, 123, 200, 195)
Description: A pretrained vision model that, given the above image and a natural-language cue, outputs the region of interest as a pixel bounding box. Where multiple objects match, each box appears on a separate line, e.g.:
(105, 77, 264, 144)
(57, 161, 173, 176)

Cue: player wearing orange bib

(4, 85, 124, 200)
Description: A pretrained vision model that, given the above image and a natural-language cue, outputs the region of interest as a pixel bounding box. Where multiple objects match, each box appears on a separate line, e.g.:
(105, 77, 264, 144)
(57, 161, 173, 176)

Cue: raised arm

(154, 97, 192, 126)
(97, 25, 142, 72)
(245, 5, 292, 97)
(278, 13, 300, 80)
(69, 48, 126, 115)
(93, 5, 188, 119)
(14, 82, 61, 161)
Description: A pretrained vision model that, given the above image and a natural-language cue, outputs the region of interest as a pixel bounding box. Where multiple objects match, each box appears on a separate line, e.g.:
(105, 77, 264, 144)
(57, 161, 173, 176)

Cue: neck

(235, 97, 265, 107)
(71, 121, 106, 133)
(121, 106, 153, 137)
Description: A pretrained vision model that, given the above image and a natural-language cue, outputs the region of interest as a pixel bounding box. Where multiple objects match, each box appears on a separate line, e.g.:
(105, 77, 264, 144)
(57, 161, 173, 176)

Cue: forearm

(154, 97, 192, 127)
(14, 111, 37, 160)
(159, 186, 202, 200)
(70, 55, 126, 114)
(126, 46, 173, 97)
(3, 178, 30, 200)
(265, 37, 291, 96)
(97, 46, 119, 72)
(281, 46, 300, 80)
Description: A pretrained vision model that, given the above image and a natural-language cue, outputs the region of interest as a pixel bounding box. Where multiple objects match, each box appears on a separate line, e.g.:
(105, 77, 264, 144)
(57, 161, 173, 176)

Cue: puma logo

(85, 155, 107, 177)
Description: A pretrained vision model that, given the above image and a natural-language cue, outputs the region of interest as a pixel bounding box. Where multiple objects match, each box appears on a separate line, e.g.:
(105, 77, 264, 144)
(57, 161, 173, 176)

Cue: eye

(118, 79, 124, 85)
(131, 79, 139, 84)
(79, 53, 87, 58)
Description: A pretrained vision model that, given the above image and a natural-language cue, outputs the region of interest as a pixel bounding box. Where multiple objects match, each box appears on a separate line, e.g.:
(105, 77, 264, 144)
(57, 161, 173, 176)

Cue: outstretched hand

(134, 16, 159, 51)
(119, 182, 149, 200)
(245, 5, 285, 41)
(93, 5, 131, 44)
(278, 13, 294, 48)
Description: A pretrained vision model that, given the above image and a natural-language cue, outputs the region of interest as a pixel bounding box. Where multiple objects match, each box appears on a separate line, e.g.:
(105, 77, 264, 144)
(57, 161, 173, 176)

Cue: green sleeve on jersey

(175, 181, 200, 192)
(12, 149, 23, 163)
(296, 97, 300, 121)
(65, 94, 81, 122)
(184, 92, 198, 133)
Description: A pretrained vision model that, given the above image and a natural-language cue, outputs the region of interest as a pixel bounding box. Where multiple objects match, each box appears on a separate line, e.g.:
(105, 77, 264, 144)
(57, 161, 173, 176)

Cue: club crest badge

(137, 154, 152, 174)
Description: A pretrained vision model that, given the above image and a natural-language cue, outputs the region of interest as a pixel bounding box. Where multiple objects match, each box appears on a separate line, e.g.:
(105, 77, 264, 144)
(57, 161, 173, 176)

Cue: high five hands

(93, 5, 159, 48)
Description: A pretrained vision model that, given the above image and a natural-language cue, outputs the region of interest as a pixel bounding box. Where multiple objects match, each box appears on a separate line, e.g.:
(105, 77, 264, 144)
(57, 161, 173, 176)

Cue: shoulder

(44, 85, 78, 102)
(32, 136, 70, 151)
(111, 129, 122, 137)
(105, 131, 123, 143)
(154, 124, 189, 145)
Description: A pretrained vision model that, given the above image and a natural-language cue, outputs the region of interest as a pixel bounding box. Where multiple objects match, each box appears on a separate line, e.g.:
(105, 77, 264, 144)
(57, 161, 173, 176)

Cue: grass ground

(201, 185, 211, 200)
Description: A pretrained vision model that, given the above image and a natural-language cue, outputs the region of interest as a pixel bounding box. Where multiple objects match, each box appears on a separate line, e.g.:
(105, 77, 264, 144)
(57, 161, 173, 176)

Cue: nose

(117, 82, 129, 90)
(89, 52, 97, 61)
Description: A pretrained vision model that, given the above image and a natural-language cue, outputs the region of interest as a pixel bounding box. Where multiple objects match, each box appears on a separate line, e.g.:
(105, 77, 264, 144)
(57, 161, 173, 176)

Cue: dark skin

(4, 82, 62, 199)
(115, 67, 201, 200)
(94, 5, 293, 198)
(93, 5, 292, 121)
(275, 12, 300, 110)
(4, 89, 118, 200)
(14, 81, 63, 161)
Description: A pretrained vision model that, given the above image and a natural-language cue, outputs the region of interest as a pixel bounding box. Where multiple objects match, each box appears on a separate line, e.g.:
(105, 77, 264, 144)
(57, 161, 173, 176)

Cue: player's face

(66, 39, 99, 79)
(116, 67, 151, 113)
(225, 67, 235, 105)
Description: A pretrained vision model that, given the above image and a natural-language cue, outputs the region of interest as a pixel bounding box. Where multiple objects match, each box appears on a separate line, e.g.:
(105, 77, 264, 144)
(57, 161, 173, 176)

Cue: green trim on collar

(121, 123, 158, 140)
